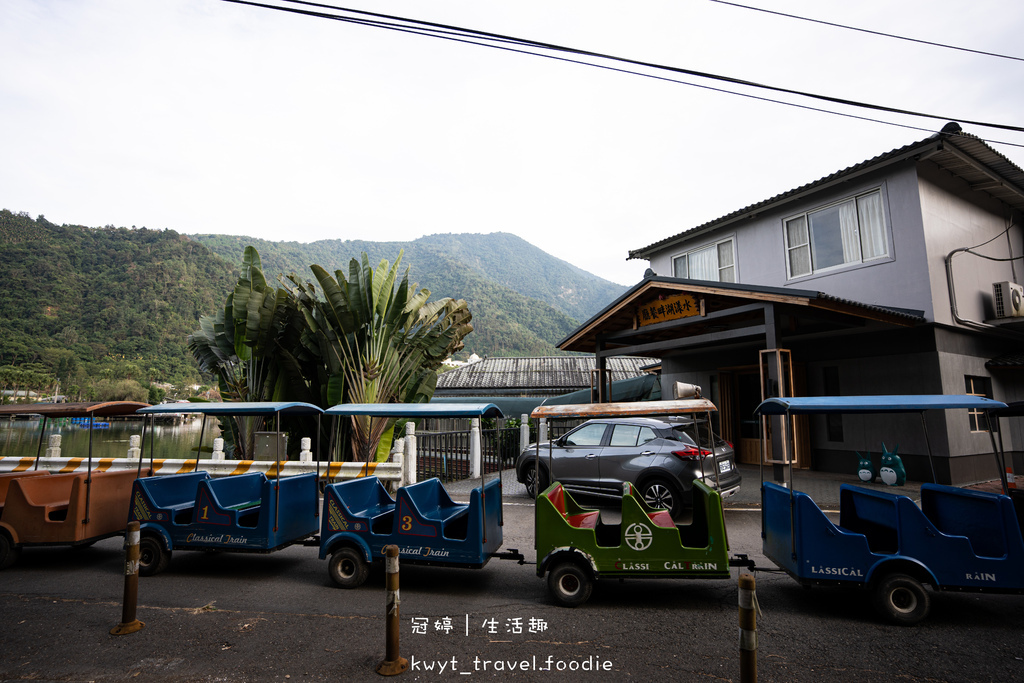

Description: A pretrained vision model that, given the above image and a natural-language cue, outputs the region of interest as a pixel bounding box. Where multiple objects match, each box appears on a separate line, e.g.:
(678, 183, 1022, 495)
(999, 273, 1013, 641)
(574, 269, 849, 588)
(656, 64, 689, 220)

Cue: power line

(708, 0, 1024, 64)
(219, 0, 1024, 140)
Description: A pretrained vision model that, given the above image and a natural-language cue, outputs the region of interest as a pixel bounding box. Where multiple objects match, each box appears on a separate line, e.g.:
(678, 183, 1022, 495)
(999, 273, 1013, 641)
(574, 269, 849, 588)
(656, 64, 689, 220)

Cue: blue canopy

(137, 401, 324, 416)
(755, 395, 1008, 416)
(326, 402, 504, 419)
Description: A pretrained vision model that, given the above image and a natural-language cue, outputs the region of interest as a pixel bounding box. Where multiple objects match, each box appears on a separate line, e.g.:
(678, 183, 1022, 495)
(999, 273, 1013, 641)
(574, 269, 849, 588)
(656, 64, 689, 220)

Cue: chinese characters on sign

(637, 293, 700, 327)
(410, 615, 549, 636)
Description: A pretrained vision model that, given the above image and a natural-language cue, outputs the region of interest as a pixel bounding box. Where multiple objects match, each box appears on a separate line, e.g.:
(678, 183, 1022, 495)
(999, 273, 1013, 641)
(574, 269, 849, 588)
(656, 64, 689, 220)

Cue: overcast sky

(3, 0, 1023, 285)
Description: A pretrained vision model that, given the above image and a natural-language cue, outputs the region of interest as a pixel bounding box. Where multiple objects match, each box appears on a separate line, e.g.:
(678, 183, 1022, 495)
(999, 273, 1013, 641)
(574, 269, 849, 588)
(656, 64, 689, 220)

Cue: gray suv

(515, 416, 741, 518)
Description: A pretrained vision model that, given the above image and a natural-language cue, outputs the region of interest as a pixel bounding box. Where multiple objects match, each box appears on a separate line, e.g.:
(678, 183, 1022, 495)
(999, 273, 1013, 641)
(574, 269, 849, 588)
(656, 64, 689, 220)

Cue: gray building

(560, 124, 1023, 485)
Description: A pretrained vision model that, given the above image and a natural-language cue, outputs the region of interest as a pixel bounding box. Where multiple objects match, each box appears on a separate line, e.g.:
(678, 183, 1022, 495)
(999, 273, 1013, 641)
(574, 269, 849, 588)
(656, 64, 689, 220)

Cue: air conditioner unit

(993, 281, 1024, 318)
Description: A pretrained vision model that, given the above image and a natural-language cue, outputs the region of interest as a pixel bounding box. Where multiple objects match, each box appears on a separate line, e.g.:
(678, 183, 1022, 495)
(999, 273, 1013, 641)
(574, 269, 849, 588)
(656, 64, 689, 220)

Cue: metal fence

(416, 426, 520, 483)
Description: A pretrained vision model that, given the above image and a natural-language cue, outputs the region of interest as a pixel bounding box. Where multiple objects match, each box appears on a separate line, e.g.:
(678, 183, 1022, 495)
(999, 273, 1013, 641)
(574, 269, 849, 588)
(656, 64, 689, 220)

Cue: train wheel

(139, 535, 171, 576)
(0, 533, 19, 570)
(547, 561, 593, 607)
(329, 547, 369, 588)
(873, 573, 930, 625)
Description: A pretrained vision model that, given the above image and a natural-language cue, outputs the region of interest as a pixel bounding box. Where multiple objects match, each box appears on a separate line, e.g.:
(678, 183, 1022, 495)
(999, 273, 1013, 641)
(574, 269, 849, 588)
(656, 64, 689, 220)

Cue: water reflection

(0, 416, 222, 461)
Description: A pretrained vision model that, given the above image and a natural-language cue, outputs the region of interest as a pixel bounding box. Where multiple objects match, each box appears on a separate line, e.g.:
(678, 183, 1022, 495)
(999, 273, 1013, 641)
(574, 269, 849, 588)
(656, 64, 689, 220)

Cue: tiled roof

(436, 356, 658, 392)
(987, 352, 1024, 368)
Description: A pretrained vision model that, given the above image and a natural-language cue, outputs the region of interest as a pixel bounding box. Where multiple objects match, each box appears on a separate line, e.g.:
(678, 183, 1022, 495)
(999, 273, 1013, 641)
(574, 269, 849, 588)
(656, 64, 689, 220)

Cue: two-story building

(559, 124, 1023, 485)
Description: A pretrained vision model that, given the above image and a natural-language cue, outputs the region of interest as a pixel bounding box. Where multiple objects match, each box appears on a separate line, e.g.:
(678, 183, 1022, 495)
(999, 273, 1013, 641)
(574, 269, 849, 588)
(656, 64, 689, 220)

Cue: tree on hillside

(285, 252, 473, 464)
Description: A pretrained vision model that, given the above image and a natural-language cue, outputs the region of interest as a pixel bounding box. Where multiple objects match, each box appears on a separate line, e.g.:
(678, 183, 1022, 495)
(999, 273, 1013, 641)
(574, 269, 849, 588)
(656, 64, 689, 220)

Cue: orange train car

(0, 401, 148, 568)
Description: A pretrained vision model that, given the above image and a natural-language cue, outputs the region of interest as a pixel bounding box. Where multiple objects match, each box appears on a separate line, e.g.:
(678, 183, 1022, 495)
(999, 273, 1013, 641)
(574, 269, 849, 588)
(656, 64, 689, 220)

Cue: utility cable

(708, 0, 1024, 64)
(220, 0, 1024, 137)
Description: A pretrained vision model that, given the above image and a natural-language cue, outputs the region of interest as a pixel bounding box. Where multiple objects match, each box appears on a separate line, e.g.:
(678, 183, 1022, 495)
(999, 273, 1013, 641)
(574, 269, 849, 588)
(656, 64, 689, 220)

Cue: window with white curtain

(784, 189, 888, 278)
(672, 238, 736, 282)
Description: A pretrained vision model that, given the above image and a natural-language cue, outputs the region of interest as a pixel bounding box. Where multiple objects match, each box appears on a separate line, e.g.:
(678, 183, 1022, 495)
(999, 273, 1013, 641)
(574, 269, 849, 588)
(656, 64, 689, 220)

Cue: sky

(3, 0, 1024, 286)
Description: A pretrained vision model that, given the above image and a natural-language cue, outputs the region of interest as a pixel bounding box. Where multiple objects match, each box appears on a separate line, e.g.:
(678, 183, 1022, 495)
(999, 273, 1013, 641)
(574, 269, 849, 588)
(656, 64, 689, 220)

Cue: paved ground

(448, 463, 980, 509)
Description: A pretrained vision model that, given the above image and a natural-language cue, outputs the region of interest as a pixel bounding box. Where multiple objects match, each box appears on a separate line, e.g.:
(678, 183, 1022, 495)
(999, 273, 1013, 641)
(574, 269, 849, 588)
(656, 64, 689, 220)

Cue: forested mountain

(191, 232, 626, 326)
(0, 210, 236, 400)
(192, 232, 627, 359)
(0, 211, 626, 401)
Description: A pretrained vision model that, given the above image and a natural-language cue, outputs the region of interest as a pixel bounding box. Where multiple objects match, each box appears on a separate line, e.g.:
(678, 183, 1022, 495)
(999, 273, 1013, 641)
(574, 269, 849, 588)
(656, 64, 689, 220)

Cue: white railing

(0, 417, 514, 485)
(0, 433, 403, 483)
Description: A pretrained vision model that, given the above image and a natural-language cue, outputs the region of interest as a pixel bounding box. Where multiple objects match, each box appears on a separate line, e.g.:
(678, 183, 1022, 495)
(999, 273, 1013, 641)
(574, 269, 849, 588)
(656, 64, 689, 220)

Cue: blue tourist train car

(319, 402, 514, 587)
(757, 395, 1023, 624)
(130, 402, 323, 575)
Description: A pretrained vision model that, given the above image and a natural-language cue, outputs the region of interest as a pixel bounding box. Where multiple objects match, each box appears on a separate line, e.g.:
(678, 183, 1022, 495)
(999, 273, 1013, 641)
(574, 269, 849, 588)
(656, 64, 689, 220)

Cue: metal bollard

(110, 521, 145, 635)
(738, 573, 757, 683)
(376, 545, 408, 676)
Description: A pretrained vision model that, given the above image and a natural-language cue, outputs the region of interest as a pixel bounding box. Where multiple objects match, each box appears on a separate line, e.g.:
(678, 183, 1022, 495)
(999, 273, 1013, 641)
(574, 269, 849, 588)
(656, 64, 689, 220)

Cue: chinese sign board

(637, 293, 701, 326)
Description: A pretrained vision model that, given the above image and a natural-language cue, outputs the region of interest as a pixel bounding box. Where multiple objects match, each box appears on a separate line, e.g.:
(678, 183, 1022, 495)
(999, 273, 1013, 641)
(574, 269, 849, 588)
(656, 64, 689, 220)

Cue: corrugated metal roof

(435, 356, 658, 392)
(629, 125, 1024, 260)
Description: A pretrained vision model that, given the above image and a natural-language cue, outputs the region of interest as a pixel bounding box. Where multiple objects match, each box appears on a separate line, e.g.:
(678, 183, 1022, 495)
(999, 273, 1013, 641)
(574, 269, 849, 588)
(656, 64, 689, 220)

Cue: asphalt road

(1, 484, 1023, 683)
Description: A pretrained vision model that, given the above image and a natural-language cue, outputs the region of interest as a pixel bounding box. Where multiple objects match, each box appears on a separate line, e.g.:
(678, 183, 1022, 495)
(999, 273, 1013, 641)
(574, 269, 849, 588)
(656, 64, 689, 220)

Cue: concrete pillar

(211, 437, 225, 461)
(126, 434, 141, 460)
(403, 422, 417, 487)
(520, 414, 530, 453)
(45, 434, 61, 458)
(299, 437, 312, 463)
(469, 418, 482, 479)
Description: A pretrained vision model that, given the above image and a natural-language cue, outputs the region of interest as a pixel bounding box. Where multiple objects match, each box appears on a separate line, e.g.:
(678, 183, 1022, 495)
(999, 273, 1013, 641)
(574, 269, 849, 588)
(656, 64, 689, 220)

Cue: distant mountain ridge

(192, 232, 627, 359)
(0, 210, 628, 398)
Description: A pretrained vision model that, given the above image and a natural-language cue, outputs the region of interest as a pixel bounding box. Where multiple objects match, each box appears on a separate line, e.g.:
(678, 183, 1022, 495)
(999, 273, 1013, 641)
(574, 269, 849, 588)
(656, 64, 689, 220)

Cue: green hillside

(0, 212, 625, 400)
(192, 232, 626, 358)
(0, 210, 237, 399)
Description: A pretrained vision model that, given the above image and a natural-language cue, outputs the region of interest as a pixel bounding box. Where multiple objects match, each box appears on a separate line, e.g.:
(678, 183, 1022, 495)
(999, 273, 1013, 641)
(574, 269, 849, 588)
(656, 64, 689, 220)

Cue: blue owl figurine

(856, 452, 877, 483)
(879, 443, 906, 486)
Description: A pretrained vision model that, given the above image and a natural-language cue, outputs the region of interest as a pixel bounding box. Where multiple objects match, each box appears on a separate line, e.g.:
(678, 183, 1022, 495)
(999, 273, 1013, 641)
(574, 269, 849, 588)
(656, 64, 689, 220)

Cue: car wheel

(329, 547, 369, 589)
(0, 532, 19, 570)
(641, 478, 683, 518)
(138, 535, 171, 576)
(547, 560, 593, 607)
(873, 573, 930, 625)
(523, 462, 548, 499)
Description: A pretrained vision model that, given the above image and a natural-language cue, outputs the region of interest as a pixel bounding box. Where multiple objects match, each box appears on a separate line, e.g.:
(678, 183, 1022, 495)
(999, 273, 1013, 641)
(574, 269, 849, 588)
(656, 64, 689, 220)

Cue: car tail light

(671, 446, 711, 461)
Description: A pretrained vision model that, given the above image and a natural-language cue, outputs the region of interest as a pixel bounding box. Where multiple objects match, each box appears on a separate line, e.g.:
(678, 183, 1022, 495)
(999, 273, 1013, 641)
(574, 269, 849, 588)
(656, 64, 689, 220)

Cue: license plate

(719, 460, 731, 474)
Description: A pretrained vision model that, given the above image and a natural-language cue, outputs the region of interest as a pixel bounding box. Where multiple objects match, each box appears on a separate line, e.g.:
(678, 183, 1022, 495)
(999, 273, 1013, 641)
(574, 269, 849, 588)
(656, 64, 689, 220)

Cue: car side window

(638, 427, 658, 445)
(609, 425, 641, 447)
(670, 426, 698, 446)
(564, 423, 607, 447)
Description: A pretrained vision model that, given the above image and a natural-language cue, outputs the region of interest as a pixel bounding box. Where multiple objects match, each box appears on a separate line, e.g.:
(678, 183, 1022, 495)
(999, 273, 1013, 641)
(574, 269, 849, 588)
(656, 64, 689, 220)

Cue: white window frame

(671, 237, 736, 283)
(783, 188, 890, 280)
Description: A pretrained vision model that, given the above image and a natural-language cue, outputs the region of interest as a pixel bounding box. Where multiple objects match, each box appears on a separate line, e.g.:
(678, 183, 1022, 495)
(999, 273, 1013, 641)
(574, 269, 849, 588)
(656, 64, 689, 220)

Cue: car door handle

(640, 450, 655, 456)
(585, 453, 597, 459)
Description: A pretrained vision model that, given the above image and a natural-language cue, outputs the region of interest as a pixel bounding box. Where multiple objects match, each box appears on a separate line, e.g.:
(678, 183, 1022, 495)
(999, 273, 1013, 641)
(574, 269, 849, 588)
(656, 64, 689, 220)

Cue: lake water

(0, 416, 219, 462)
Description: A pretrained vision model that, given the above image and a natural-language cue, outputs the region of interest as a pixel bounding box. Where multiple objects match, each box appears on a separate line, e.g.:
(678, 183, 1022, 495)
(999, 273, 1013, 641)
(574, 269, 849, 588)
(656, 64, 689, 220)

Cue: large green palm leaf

(286, 250, 473, 462)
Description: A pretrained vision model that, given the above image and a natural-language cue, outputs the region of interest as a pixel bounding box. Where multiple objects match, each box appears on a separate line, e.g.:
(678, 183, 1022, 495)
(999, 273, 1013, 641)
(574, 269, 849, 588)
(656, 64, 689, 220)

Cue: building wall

(917, 162, 1024, 326)
(658, 325, 1019, 485)
(647, 162, 938, 319)
(647, 160, 1024, 329)
(642, 152, 1024, 485)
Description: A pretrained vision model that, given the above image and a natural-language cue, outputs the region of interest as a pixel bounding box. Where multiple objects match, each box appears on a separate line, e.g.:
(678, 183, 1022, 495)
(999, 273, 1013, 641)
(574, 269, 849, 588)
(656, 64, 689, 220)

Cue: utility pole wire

(221, 0, 1024, 135)
(708, 0, 1024, 64)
